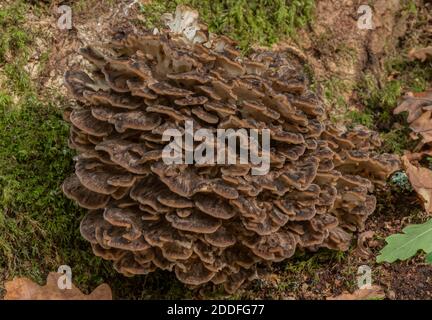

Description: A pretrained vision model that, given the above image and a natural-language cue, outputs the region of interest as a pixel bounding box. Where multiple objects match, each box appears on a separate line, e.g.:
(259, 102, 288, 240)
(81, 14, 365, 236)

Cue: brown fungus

(63, 6, 400, 293)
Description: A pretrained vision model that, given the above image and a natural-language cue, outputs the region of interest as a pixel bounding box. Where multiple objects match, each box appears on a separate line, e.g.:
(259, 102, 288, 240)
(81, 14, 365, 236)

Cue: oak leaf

(376, 218, 432, 263)
(402, 155, 432, 214)
(4, 272, 112, 300)
(327, 285, 385, 300)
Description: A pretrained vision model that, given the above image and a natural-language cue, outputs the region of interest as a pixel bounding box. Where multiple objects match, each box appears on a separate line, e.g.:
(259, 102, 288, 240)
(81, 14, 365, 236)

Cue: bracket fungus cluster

(63, 6, 400, 292)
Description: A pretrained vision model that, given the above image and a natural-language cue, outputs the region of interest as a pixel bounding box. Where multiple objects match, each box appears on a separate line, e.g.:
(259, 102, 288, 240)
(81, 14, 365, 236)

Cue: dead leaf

(393, 92, 430, 123)
(355, 231, 375, 259)
(409, 110, 432, 144)
(327, 285, 385, 300)
(405, 150, 432, 162)
(394, 91, 432, 145)
(402, 155, 432, 214)
(4, 272, 112, 300)
(408, 47, 432, 62)
(395, 90, 432, 213)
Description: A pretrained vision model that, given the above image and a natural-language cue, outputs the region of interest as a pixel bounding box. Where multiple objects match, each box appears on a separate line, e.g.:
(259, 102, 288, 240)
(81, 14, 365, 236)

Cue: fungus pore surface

(63, 6, 400, 293)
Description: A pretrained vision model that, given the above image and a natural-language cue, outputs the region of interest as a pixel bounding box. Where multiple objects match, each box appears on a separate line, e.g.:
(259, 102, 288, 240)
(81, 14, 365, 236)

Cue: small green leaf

(376, 219, 432, 263)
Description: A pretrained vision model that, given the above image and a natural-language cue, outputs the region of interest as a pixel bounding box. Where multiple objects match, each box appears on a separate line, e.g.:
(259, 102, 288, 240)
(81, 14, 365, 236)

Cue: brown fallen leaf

(408, 47, 432, 62)
(404, 150, 432, 162)
(4, 272, 112, 300)
(394, 90, 432, 145)
(327, 285, 385, 300)
(409, 110, 432, 144)
(355, 231, 375, 259)
(402, 155, 432, 214)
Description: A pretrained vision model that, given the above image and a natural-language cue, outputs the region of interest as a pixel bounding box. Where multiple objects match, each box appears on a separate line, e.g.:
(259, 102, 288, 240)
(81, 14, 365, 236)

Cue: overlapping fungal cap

(62, 6, 400, 293)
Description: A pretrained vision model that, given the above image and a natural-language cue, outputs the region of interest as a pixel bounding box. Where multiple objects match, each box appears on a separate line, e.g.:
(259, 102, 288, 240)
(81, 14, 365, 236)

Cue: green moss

(346, 110, 374, 128)
(380, 127, 411, 155)
(353, 74, 408, 153)
(0, 91, 12, 109)
(356, 73, 402, 127)
(0, 2, 29, 64)
(321, 77, 358, 125)
(322, 77, 351, 110)
(272, 249, 348, 293)
(385, 58, 432, 93)
(4, 62, 33, 95)
(285, 249, 347, 274)
(139, 0, 315, 52)
(0, 95, 79, 287)
(0, 1, 34, 100)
